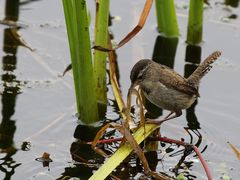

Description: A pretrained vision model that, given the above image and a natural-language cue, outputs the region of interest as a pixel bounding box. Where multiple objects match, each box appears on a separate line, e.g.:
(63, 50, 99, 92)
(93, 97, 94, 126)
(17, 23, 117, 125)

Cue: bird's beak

(128, 81, 138, 93)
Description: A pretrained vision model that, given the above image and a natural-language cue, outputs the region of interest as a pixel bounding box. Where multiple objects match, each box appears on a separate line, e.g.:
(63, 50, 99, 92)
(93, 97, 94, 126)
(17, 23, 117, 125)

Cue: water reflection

(20, 0, 42, 6)
(225, 0, 240, 7)
(183, 45, 204, 148)
(66, 95, 121, 179)
(61, 124, 109, 180)
(184, 45, 201, 130)
(0, 0, 22, 178)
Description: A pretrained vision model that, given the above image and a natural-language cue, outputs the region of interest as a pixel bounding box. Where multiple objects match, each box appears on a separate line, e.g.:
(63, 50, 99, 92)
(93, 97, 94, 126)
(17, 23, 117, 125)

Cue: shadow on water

(0, 0, 22, 179)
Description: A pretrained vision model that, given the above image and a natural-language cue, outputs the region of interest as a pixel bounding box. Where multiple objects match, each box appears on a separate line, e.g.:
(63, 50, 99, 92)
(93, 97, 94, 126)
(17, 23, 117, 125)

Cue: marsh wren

(129, 51, 221, 124)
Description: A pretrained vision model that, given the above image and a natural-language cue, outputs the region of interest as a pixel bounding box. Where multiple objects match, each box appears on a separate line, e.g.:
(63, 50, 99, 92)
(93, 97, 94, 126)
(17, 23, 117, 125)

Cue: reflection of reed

(184, 45, 205, 151)
(64, 124, 107, 179)
(152, 35, 178, 67)
(225, 0, 239, 7)
(184, 45, 201, 130)
(145, 35, 178, 119)
(0, 0, 21, 178)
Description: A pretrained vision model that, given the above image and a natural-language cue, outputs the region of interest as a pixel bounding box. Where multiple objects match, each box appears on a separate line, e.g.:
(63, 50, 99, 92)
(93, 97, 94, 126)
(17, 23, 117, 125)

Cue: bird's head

(129, 59, 152, 91)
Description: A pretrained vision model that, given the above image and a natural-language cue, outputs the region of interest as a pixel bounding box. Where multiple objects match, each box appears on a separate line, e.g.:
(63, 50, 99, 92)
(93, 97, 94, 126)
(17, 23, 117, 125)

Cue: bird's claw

(145, 118, 165, 125)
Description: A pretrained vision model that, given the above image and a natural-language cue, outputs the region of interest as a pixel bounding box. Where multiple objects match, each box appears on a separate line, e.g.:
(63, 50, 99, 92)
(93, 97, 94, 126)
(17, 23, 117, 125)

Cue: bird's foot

(145, 111, 181, 125)
(145, 118, 165, 125)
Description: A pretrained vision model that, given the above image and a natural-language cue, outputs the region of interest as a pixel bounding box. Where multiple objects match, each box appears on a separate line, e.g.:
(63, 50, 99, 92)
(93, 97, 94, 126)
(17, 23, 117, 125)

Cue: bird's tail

(187, 51, 221, 86)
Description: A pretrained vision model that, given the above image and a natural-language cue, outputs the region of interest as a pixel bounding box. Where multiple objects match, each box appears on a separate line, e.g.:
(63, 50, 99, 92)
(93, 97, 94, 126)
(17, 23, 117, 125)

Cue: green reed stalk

(62, 0, 80, 111)
(62, 0, 99, 123)
(155, 0, 179, 37)
(94, 0, 109, 105)
(187, 0, 203, 44)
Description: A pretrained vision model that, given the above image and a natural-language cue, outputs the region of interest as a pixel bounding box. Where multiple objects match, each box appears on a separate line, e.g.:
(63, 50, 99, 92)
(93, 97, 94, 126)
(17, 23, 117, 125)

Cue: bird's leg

(146, 110, 182, 125)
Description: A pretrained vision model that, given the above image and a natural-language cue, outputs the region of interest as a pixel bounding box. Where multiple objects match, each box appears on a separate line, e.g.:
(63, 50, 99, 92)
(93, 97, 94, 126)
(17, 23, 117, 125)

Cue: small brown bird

(129, 51, 221, 124)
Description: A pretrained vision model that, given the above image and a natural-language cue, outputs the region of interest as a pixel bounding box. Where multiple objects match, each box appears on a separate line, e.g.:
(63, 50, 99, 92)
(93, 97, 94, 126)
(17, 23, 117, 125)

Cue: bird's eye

(137, 73, 143, 80)
(137, 68, 146, 80)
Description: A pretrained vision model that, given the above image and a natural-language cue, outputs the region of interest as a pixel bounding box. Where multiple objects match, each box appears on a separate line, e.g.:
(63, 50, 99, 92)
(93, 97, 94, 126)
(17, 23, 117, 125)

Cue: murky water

(0, 0, 240, 179)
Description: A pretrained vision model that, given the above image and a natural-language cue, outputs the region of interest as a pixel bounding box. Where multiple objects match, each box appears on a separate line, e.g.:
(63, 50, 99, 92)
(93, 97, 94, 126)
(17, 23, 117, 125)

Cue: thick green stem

(187, 0, 203, 44)
(63, 0, 99, 123)
(155, 0, 179, 37)
(94, 0, 109, 105)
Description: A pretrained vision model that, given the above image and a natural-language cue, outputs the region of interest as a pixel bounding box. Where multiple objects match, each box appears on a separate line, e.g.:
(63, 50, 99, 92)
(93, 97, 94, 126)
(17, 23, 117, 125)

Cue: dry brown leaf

(228, 142, 240, 160)
(94, 0, 153, 52)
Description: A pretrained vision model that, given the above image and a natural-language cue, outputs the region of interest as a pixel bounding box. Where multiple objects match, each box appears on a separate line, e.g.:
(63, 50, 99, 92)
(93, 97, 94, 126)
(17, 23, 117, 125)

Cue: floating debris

(35, 152, 53, 168)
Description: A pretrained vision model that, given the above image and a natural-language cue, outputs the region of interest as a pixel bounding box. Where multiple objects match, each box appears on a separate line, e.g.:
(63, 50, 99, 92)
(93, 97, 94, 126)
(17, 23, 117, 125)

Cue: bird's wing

(156, 64, 200, 97)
